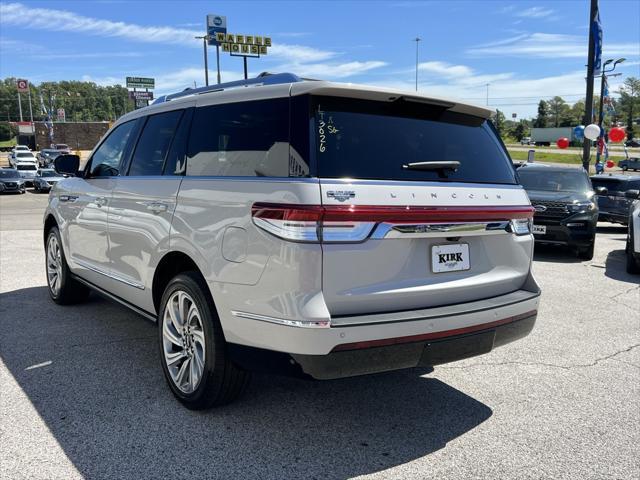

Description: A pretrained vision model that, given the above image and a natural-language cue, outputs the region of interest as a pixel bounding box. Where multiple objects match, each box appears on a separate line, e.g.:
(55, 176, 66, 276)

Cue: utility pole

(582, 0, 599, 172)
(414, 36, 421, 92)
(195, 35, 210, 86)
(17, 92, 23, 122)
(595, 59, 624, 165)
(216, 44, 221, 84)
(486, 83, 490, 106)
(27, 88, 33, 123)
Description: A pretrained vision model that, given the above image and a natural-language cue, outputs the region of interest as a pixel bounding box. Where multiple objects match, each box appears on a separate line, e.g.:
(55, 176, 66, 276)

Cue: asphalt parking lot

(0, 191, 638, 480)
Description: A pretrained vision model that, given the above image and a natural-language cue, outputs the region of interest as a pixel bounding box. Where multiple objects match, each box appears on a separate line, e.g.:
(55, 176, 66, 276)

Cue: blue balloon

(573, 125, 585, 140)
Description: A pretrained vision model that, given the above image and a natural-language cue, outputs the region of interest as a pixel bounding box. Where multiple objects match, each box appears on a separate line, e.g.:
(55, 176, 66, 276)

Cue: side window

(186, 98, 291, 177)
(164, 109, 193, 176)
(128, 110, 184, 176)
(89, 121, 136, 177)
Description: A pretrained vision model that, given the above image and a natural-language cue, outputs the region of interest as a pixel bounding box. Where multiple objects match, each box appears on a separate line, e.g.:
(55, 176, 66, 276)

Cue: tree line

(0, 77, 135, 123)
(493, 77, 639, 141)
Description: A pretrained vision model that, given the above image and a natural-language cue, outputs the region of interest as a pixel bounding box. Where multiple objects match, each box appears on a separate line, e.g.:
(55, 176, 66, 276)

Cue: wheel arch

(152, 251, 209, 314)
(43, 214, 58, 244)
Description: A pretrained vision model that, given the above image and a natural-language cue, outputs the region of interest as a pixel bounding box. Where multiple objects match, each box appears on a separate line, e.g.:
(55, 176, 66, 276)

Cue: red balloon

(606, 160, 615, 168)
(556, 137, 570, 149)
(609, 127, 625, 143)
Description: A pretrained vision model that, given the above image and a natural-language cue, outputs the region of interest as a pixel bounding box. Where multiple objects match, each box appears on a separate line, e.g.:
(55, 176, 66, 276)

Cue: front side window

(186, 98, 294, 177)
(89, 120, 136, 177)
(128, 110, 184, 176)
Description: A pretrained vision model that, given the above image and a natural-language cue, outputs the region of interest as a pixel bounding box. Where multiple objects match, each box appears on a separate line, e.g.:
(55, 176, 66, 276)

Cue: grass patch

(0, 138, 16, 148)
(508, 149, 585, 164)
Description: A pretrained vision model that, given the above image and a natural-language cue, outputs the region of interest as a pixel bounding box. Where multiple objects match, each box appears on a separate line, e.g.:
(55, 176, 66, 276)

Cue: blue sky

(1, 0, 639, 118)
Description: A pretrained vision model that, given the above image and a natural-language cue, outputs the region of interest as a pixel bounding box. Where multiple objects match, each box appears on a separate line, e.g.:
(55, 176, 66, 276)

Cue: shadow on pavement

(596, 225, 627, 235)
(533, 244, 581, 264)
(605, 249, 640, 284)
(0, 286, 492, 480)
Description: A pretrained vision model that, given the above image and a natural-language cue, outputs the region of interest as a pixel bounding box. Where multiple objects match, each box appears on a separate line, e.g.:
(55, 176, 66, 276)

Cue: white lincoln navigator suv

(45, 73, 540, 409)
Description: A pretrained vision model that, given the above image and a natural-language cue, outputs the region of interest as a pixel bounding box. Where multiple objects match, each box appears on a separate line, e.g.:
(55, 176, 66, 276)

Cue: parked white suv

(626, 190, 640, 273)
(45, 73, 540, 409)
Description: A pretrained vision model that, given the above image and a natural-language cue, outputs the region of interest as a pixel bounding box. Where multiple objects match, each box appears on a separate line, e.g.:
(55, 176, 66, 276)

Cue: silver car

(44, 73, 540, 409)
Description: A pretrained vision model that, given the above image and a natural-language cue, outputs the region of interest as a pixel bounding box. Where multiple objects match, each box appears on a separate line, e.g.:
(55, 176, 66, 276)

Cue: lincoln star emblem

(534, 205, 547, 212)
(327, 190, 356, 202)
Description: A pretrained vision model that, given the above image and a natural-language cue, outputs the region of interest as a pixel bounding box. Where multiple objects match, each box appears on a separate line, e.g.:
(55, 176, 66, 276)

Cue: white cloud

(467, 33, 640, 58)
(0, 2, 200, 46)
(285, 61, 388, 79)
(269, 44, 337, 63)
(418, 61, 473, 78)
(0, 2, 338, 65)
(515, 7, 554, 18)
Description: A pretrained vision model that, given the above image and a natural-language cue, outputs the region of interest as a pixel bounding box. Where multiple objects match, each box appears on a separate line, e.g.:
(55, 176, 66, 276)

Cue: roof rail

(153, 72, 304, 104)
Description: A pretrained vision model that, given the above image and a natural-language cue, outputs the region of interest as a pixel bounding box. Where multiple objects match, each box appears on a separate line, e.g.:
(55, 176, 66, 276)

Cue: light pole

(195, 35, 211, 86)
(485, 83, 490, 106)
(595, 57, 625, 165)
(414, 36, 421, 92)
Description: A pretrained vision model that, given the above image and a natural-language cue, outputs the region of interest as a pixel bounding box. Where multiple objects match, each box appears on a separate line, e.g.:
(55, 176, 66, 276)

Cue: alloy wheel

(162, 290, 206, 394)
(46, 234, 63, 296)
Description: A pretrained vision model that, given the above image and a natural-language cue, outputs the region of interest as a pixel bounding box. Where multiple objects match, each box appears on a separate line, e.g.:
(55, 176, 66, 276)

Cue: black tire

(627, 228, 640, 274)
(622, 166, 628, 171)
(45, 227, 91, 304)
(577, 239, 595, 260)
(158, 271, 250, 410)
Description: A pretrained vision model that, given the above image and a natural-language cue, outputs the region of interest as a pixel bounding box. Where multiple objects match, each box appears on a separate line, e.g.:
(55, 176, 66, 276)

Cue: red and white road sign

(16, 79, 29, 92)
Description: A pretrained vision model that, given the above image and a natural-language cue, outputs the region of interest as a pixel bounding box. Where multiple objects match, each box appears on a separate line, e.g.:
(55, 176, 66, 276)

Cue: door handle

(59, 195, 78, 202)
(95, 196, 108, 207)
(145, 202, 168, 214)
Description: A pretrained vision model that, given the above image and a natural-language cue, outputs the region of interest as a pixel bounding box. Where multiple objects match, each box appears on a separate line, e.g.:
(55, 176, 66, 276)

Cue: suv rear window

(310, 96, 516, 184)
(518, 168, 591, 192)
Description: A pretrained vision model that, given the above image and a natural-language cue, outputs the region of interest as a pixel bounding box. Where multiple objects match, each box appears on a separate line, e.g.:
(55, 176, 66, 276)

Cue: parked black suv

(517, 164, 598, 259)
(590, 175, 640, 225)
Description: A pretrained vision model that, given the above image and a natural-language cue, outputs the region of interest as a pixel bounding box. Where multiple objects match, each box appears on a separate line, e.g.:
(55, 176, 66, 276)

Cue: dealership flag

(592, 3, 603, 75)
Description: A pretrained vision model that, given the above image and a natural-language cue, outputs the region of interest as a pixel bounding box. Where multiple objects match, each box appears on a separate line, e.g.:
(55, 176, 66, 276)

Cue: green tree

(512, 122, 526, 141)
(547, 96, 570, 127)
(533, 100, 548, 128)
(617, 77, 640, 141)
(494, 109, 506, 137)
(0, 121, 17, 141)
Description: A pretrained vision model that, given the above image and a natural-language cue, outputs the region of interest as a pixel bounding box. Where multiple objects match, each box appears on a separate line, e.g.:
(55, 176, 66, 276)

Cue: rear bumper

(229, 311, 537, 380)
(223, 277, 541, 377)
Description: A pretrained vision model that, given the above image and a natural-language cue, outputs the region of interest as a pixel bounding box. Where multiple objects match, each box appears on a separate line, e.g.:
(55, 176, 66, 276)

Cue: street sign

(126, 77, 155, 89)
(216, 33, 271, 57)
(206, 14, 227, 46)
(128, 91, 154, 100)
(57, 108, 66, 122)
(512, 113, 517, 119)
(16, 79, 29, 92)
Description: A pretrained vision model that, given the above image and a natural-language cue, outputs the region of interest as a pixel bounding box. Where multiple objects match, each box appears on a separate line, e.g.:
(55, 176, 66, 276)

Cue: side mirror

(54, 154, 80, 176)
(595, 186, 608, 195)
(625, 189, 640, 200)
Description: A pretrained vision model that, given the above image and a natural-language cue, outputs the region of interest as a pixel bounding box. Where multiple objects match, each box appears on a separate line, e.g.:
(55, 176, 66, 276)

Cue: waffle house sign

(215, 33, 272, 57)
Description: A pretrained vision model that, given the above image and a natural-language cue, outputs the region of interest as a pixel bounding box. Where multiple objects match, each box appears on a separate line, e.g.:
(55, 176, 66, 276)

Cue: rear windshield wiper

(402, 161, 460, 178)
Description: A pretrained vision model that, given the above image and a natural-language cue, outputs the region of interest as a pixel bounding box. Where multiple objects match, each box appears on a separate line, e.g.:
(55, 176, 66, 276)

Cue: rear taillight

(251, 203, 375, 243)
(252, 203, 534, 243)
